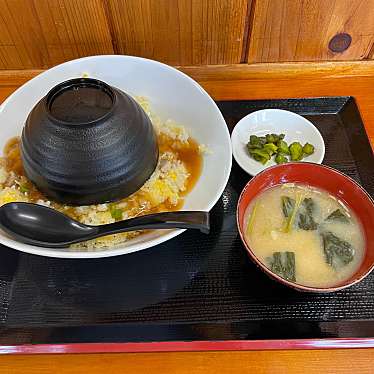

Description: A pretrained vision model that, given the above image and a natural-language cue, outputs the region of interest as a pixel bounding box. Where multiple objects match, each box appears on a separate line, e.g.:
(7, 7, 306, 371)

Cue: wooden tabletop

(0, 61, 373, 373)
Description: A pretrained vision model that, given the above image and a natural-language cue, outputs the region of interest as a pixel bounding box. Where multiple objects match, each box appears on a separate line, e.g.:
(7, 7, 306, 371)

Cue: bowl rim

(231, 108, 326, 176)
(236, 162, 374, 293)
(0, 54, 232, 258)
(45, 77, 117, 126)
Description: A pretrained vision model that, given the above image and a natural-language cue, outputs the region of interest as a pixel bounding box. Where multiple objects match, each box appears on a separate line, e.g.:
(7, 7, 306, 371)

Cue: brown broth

(157, 133, 202, 195)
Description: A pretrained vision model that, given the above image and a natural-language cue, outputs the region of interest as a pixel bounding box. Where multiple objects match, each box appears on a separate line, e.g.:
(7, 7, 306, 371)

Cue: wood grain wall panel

(0, 0, 113, 69)
(106, 0, 249, 65)
(247, 0, 374, 63)
(0, 0, 373, 69)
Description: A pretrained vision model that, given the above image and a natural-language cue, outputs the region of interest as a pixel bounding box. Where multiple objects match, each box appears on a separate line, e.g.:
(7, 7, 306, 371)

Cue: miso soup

(244, 183, 365, 288)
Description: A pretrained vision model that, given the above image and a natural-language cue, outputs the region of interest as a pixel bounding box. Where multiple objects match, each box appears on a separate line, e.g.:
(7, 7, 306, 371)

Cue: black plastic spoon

(0, 202, 210, 248)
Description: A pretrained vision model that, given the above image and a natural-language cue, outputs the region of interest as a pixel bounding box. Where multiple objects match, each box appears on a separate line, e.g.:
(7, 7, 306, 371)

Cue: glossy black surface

(1, 97, 374, 345)
(48, 84, 113, 123)
(21, 78, 159, 205)
(0, 203, 209, 247)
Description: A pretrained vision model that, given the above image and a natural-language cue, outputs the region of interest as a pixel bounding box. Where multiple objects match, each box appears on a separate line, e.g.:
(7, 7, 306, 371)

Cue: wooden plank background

(0, 0, 373, 69)
(0, 0, 113, 69)
(105, 0, 249, 65)
(247, 0, 374, 63)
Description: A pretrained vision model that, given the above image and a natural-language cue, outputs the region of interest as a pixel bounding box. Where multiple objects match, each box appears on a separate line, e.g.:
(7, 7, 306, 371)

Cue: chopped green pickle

(247, 148, 270, 164)
(246, 133, 316, 165)
(289, 142, 303, 161)
(276, 140, 290, 155)
(275, 153, 288, 164)
(303, 142, 315, 156)
(265, 134, 279, 143)
(263, 143, 278, 155)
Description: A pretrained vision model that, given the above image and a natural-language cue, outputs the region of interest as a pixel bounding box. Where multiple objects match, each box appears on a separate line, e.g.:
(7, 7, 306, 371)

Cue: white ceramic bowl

(231, 109, 325, 176)
(0, 55, 232, 258)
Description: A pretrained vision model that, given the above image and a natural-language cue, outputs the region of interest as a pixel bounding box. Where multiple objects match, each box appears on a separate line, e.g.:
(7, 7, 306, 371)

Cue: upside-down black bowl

(21, 78, 158, 205)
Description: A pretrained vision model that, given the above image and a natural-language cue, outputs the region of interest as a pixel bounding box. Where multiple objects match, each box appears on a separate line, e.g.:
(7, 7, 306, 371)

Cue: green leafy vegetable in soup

(326, 209, 350, 223)
(246, 201, 258, 235)
(297, 198, 318, 231)
(282, 196, 318, 231)
(267, 251, 296, 282)
(282, 194, 303, 233)
(244, 184, 364, 288)
(321, 231, 355, 269)
(281, 196, 295, 218)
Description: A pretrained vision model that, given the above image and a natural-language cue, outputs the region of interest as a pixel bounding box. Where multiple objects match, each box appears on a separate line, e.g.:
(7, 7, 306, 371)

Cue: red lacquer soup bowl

(237, 162, 374, 292)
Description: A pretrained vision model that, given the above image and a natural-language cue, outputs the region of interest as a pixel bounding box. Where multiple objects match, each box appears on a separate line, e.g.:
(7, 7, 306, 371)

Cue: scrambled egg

(0, 187, 28, 205)
(0, 97, 198, 250)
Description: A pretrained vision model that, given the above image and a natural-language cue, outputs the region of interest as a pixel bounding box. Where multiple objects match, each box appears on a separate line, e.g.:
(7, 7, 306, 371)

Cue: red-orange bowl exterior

(237, 162, 374, 293)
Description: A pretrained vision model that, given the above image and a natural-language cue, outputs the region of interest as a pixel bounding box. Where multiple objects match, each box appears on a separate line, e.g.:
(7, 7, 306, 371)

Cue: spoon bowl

(0, 203, 210, 248)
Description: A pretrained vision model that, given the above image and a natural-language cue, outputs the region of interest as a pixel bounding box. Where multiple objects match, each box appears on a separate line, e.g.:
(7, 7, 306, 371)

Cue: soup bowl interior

(0, 55, 232, 258)
(237, 162, 374, 292)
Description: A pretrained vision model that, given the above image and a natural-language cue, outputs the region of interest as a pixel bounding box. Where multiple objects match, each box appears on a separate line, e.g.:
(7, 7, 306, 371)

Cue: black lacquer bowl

(21, 78, 159, 205)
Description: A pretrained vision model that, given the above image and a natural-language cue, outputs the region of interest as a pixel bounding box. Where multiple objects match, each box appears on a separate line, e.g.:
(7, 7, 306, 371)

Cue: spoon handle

(94, 211, 210, 236)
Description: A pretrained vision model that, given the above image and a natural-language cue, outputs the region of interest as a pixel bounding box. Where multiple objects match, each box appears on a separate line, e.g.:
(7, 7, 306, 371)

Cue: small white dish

(231, 109, 325, 176)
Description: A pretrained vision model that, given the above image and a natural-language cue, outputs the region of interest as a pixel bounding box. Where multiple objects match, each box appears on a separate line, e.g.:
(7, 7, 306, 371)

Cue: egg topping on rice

(0, 97, 204, 250)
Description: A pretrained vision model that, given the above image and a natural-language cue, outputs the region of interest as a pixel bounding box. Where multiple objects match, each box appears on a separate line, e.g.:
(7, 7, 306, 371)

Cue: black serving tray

(0, 96, 373, 352)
